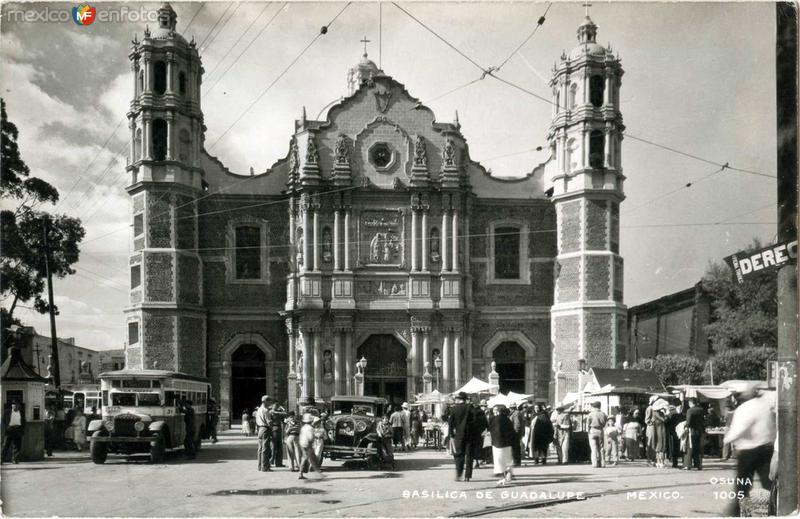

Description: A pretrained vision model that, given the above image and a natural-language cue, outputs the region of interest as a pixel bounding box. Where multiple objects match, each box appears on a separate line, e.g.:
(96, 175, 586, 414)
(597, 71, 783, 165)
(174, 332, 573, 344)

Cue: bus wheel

(90, 433, 107, 464)
(150, 433, 165, 463)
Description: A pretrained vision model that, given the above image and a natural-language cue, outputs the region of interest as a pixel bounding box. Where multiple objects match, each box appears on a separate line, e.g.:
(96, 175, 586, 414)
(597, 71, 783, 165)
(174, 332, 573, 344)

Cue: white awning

(453, 377, 499, 395)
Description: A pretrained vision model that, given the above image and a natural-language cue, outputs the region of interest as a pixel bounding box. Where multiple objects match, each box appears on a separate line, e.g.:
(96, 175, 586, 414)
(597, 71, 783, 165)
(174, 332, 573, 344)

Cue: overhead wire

(202, 2, 273, 84)
(199, 3, 242, 54)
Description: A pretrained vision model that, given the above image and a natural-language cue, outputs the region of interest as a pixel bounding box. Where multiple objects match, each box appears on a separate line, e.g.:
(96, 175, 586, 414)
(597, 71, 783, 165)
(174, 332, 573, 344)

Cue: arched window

(494, 226, 521, 280)
(134, 128, 142, 162)
(154, 61, 167, 95)
(178, 128, 190, 162)
(590, 75, 604, 107)
(179, 71, 187, 95)
(569, 83, 578, 109)
(235, 226, 261, 280)
(152, 118, 168, 161)
(138, 70, 144, 94)
(589, 130, 604, 169)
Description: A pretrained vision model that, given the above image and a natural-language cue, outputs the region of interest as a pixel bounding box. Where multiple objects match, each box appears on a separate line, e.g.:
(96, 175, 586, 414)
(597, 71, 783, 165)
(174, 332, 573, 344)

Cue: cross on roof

(360, 36, 371, 55)
(583, 1, 592, 17)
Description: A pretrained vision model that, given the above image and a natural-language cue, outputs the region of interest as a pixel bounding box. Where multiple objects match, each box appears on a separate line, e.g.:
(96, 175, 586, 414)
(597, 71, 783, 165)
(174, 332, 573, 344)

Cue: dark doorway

(494, 341, 526, 394)
(231, 344, 266, 423)
(358, 334, 407, 407)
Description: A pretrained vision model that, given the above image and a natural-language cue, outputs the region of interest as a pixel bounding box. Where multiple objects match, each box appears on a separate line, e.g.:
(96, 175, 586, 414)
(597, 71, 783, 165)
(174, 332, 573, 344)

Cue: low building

(582, 367, 667, 413)
(627, 283, 712, 363)
(99, 349, 126, 372)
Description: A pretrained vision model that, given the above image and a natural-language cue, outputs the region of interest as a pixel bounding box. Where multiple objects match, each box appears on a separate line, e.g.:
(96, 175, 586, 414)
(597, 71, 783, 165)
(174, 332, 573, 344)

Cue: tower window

(130, 265, 141, 289)
(235, 226, 261, 280)
(179, 129, 190, 162)
(128, 322, 139, 345)
(589, 131, 604, 169)
(133, 213, 144, 236)
(179, 71, 187, 95)
(569, 83, 578, 109)
(154, 61, 167, 95)
(152, 118, 167, 161)
(494, 226, 521, 280)
(590, 75, 605, 108)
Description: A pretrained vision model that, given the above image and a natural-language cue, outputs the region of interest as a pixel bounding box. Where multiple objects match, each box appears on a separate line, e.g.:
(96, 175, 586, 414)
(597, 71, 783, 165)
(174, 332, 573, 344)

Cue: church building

(123, 4, 627, 426)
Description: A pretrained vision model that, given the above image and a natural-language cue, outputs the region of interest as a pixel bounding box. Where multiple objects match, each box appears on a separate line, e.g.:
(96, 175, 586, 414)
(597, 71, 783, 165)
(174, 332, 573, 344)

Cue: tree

(0, 98, 85, 321)
(632, 354, 706, 386)
(701, 239, 778, 351)
(703, 346, 776, 384)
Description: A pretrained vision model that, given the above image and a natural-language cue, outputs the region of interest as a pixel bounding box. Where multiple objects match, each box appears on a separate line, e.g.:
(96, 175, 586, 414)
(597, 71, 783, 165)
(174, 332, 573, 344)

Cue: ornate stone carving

(295, 227, 304, 267)
(334, 134, 350, 165)
(360, 210, 403, 266)
(374, 88, 392, 113)
(322, 226, 332, 263)
(322, 349, 333, 382)
(288, 136, 299, 176)
(413, 135, 428, 167)
(442, 138, 457, 168)
(305, 135, 319, 165)
(357, 280, 407, 296)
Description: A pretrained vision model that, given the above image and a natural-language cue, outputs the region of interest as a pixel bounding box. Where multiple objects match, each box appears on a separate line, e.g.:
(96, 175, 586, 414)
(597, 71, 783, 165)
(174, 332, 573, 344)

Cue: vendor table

(422, 422, 443, 450)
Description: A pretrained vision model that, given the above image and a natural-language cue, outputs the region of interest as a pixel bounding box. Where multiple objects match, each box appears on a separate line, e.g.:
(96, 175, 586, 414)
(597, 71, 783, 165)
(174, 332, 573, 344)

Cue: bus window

(152, 380, 161, 388)
(137, 393, 161, 406)
(111, 380, 121, 388)
(111, 393, 136, 406)
(164, 391, 176, 406)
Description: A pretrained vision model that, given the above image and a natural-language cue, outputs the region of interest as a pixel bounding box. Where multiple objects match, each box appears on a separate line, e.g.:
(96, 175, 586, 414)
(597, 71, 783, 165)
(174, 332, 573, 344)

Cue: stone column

(312, 209, 320, 271)
(441, 210, 449, 272)
(421, 211, 429, 271)
(302, 200, 310, 273)
(344, 330, 353, 394)
(301, 330, 312, 400)
(442, 331, 451, 393)
(287, 326, 296, 374)
(129, 120, 136, 165)
(344, 210, 351, 271)
(583, 129, 591, 170)
(410, 330, 420, 394)
(422, 331, 430, 375)
(411, 209, 418, 271)
(604, 127, 612, 168)
(334, 331, 343, 395)
(165, 114, 173, 160)
(453, 331, 462, 390)
(604, 73, 612, 106)
(559, 134, 567, 173)
(220, 360, 231, 427)
(313, 332, 322, 400)
(166, 55, 174, 93)
(143, 54, 151, 92)
(333, 210, 341, 271)
(132, 63, 139, 97)
(525, 357, 536, 396)
(451, 210, 458, 272)
(143, 116, 152, 160)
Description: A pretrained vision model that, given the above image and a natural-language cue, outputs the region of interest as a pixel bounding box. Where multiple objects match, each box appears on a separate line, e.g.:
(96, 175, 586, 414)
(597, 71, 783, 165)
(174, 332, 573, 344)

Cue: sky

(0, 1, 778, 351)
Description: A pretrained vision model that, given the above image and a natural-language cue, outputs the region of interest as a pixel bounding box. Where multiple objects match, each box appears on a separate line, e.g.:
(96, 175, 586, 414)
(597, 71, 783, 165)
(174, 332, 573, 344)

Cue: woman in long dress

(529, 406, 554, 464)
(72, 408, 87, 452)
(489, 405, 516, 486)
(242, 410, 253, 437)
(652, 406, 668, 468)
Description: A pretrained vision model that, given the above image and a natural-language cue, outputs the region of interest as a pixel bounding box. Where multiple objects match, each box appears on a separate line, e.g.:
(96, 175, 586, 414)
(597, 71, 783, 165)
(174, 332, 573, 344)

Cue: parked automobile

(322, 396, 388, 464)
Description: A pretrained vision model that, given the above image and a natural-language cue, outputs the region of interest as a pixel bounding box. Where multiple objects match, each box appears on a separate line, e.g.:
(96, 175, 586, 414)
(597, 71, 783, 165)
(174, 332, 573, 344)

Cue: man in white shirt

(2, 402, 25, 464)
(723, 386, 776, 516)
(255, 395, 273, 472)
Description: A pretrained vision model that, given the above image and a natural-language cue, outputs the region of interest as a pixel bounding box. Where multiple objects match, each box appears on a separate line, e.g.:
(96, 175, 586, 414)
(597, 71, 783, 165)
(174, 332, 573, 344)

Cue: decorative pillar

(421, 211, 429, 271)
(453, 331, 462, 390)
(302, 199, 310, 273)
(165, 114, 173, 160)
(166, 54, 174, 93)
(287, 328, 296, 374)
(142, 54, 151, 93)
(301, 330, 312, 401)
(423, 362, 433, 394)
(525, 357, 536, 396)
(220, 360, 231, 427)
(344, 210, 351, 271)
(441, 210, 449, 272)
(333, 210, 341, 271)
(422, 331, 430, 375)
(410, 330, 420, 395)
(442, 331, 451, 393)
(604, 73, 612, 106)
(411, 209, 418, 271)
(312, 208, 320, 271)
(583, 128, 591, 169)
(451, 210, 458, 272)
(334, 331, 343, 395)
(604, 127, 612, 168)
(313, 332, 322, 400)
(344, 330, 353, 394)
(129, 120, 136, 165)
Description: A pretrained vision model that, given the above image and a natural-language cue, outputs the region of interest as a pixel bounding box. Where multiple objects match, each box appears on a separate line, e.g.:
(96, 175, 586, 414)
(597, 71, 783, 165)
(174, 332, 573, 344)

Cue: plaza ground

(1, 430, 750, 517)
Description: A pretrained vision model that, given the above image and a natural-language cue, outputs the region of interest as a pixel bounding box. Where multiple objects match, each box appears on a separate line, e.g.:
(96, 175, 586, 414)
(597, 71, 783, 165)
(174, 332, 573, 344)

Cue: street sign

(724, 239, 798, 283)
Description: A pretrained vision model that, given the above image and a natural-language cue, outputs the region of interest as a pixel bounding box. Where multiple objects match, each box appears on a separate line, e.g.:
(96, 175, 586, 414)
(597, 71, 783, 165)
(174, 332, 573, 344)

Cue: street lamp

(357, 356, 367, 375)
(434, 354, 442, 391)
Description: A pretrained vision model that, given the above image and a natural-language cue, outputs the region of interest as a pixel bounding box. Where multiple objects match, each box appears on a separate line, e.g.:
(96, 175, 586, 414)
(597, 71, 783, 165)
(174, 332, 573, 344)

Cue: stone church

(123, 4, 627, 426)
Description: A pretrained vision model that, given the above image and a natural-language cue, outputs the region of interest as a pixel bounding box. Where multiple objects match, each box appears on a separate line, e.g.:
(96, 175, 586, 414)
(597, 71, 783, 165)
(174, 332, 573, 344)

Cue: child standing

(604, 417, 619, 466)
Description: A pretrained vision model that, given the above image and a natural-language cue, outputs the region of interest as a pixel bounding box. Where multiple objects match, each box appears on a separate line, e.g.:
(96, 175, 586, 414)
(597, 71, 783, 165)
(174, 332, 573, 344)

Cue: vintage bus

(88, 370, 211, 464)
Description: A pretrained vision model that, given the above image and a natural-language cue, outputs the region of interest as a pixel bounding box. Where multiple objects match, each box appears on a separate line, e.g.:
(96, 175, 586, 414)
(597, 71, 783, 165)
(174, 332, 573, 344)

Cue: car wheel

(90, 432, 107, 464)
(150, 433, 165, 463)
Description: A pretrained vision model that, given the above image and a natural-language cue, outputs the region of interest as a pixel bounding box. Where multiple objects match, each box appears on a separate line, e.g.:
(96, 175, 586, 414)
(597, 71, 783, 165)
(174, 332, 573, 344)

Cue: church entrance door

(494, 341, 526, 394)
(358, 334, 407, 407)
(231, 344, 266, 423)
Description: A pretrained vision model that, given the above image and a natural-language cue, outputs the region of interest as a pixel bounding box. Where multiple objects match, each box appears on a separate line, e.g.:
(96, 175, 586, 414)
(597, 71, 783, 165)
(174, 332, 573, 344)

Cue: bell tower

(548, 14, 627, 403)
(124, 2, 207, 377)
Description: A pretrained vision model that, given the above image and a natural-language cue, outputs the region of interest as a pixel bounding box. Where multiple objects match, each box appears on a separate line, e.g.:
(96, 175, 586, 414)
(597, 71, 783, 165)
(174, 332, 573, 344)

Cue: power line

(197, 3, 233, 50)
(621, 165, 726, 216)
(203, 3, 272, 83)
(206, 2, 352, 150)
(495, 3, 552, 72)
(199, 3, 242, 57)
(182, 2, 205, 32)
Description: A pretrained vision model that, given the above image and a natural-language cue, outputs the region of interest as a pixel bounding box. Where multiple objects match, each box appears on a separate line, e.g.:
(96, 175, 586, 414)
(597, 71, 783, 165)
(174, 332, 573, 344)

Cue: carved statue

(334, 134, 350, 165)
(322, 349, 333, 378)
(443, 138, 457, 168)
(370, 233, 385, 263)
(296, 350, 304, 381)
(430, 227, 441, 263)
(288, 136, 299, 176)
(322, 227, 332, 263)
(295, 228, 304, 267)
(413, 135, 428, 167)
(305, 135, 319, 165)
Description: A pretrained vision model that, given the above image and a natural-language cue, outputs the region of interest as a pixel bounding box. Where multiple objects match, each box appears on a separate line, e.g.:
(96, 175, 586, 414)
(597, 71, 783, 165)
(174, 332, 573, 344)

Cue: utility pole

(775, 2, 798, 515)
(42, 215, 61, 390)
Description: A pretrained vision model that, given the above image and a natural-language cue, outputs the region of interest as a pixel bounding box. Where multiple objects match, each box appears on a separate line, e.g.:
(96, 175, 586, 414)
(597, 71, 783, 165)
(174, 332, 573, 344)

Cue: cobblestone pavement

(1, 430, 747, 517)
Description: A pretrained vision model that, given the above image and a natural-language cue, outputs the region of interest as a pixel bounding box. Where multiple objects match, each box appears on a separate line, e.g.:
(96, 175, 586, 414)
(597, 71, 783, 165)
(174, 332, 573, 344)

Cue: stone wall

(142, 312, 176, 370)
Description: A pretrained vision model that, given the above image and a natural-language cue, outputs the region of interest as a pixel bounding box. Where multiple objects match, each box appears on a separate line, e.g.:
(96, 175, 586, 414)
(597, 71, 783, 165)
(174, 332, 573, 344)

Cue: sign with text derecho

(725, 239, 797, 283)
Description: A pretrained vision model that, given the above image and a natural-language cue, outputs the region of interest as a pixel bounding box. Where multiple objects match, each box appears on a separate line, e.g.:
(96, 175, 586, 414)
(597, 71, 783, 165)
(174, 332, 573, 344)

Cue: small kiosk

(1, 347, 49, 461)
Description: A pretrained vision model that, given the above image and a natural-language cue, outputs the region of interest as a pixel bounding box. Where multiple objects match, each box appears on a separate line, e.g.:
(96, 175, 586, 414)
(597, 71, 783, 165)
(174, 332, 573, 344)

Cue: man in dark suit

(683, 398, 705, 470)
(2, 402, 26, 464)
(448, 392, 473, 481)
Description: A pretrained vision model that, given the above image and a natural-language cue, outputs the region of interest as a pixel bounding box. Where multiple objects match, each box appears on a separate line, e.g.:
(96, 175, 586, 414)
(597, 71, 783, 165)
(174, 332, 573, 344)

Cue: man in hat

(683, 397, 705, 470)
(448, 392, 473, 481)
(554, 405, 573, 464)
(268, 400, 287, 467)
(509, 402, 523, 466)
(255, 395, 273, 472)
(298, 412, 325, 480)
(587, 402, 608, 468)
(401, 402, 412, 451)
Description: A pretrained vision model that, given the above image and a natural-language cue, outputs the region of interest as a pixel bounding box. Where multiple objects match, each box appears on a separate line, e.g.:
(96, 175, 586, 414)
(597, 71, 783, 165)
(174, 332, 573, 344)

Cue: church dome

(568, 16, 609, 60)
(146, 3, 189, 46)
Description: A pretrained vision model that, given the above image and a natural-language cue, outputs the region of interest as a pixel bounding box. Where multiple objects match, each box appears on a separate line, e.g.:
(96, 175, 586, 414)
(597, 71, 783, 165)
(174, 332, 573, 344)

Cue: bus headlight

(355, 421, 367, 433)
(104, 420, 114, 431)
(134, 421, 146, 432)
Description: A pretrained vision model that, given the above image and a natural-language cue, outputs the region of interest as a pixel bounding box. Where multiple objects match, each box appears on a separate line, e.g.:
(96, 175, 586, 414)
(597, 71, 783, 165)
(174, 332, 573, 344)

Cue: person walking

(529, 405, 554, 464)
(410, 409, 422, 449)
(284, 411, 301, 472)
(375, 413, 396, 469)
(401, 402, 412, 451)
(587, 402, 608, 468)
(208, 398, 219, 444)
(509, 403, 523, 466)
(255, 395, 273, 472)
(269, 401, 286, 468)
(242, 409, 253, 437)
(1, 402, 25, 463)
(554, 406, 573, 464)
(72, 408, 88, 452)
(44, 407, 56, 457)
(469, 401, 488, 471)
(651, 403, 668, 468)
(448, 392, 473, 482)
(389, 406, 405, 451)
(178, 400, 196, 459)
(489, 404, 516, 486)
(623, 413, 642, 461)
(683, 398, 705, 470)
(723, 384, 776, 517)
(665, 404, 684, 468)
(644, 396, 657, 466)
(298, 413, 325, 480)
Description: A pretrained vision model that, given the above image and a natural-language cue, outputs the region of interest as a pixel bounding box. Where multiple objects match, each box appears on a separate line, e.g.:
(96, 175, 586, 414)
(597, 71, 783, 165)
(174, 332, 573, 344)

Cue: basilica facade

(123, 4, 627, 426)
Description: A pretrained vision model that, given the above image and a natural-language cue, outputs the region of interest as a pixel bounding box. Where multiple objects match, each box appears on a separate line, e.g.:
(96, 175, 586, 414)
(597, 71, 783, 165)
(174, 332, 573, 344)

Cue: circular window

(369, 143, 393, 168)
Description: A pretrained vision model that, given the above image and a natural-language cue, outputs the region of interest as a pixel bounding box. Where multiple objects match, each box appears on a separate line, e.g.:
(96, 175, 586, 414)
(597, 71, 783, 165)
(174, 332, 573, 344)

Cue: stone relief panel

(357, 210, 405, 267)
(357, 279, 408, 298)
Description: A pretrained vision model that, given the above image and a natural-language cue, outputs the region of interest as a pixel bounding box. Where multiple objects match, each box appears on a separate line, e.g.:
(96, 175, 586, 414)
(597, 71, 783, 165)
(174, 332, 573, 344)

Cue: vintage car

(88, 370, 211, 464)
(322, 396, 388, 462)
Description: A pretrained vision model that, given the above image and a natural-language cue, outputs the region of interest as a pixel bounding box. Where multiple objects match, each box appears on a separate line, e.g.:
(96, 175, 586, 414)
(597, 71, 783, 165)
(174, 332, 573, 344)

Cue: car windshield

(111, 393, 136, 406)
(332, 401, 375, 417)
